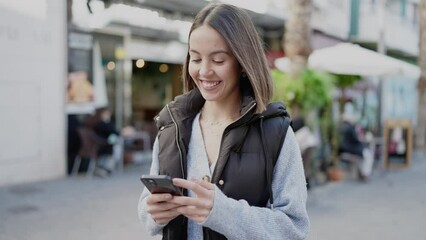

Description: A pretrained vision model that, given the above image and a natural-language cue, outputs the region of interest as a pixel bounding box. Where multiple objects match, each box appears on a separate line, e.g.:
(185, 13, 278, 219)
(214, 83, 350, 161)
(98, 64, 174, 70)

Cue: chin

(199, 89, 221, 101)
(200, 93, 218, 102)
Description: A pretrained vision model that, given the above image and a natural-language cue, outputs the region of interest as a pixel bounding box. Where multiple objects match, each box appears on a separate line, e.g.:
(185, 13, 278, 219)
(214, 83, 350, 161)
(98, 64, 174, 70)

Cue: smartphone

(140, 175, 182, 196)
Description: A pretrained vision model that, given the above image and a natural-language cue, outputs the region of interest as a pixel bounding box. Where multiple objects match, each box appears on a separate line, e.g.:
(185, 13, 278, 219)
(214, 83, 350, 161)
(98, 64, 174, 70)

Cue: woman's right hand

(146, 193, 181, 225)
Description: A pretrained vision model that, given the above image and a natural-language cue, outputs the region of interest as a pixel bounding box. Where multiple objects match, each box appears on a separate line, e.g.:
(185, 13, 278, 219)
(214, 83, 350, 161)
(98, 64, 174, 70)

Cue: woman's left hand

(170, 178, 215, 223)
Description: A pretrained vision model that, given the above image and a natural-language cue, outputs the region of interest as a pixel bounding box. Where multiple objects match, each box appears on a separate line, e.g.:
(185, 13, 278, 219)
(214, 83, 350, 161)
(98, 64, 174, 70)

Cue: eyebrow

(189, 49, 230, 56)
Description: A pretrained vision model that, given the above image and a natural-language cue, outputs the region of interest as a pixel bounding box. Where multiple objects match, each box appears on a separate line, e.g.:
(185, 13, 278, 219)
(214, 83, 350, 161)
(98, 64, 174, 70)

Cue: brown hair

(182, 3, 274, 113)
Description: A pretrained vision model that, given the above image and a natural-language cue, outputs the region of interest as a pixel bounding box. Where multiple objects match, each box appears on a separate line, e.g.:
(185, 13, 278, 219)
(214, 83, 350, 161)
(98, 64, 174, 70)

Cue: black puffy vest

(155, 89, 290, 240)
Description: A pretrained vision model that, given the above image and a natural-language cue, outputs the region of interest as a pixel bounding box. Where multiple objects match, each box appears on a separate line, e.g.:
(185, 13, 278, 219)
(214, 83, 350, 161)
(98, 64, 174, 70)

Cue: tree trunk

(67, 0, 73, 22)
(416, 0, 426, 151)
(284, 0, 312, 79)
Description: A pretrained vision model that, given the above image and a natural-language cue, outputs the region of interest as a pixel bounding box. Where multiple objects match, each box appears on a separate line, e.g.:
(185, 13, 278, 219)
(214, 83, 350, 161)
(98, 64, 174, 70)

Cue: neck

(201, 101, 241, 124)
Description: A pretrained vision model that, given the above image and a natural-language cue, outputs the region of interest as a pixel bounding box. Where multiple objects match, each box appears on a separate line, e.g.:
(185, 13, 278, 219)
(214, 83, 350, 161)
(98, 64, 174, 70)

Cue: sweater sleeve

(137, 137, 166, 236)
(202, 127, 310, 240)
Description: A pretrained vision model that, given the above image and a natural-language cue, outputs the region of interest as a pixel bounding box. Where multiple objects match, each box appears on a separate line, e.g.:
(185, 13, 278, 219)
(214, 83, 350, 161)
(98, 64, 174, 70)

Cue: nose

(199, 61, 213, 77)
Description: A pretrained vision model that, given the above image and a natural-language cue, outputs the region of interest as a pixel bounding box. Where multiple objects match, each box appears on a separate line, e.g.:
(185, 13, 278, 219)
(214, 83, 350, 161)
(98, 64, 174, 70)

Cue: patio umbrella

(306, 43, 420, 78)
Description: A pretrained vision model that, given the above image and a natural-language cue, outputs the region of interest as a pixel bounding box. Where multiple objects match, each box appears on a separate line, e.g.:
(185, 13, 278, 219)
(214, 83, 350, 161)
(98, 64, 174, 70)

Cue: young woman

(138, 3, 309, 239)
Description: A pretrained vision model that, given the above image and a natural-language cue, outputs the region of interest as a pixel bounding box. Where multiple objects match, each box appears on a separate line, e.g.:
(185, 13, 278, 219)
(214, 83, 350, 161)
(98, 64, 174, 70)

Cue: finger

(170, 196, 213, 210)
(172, 178, 196, 189)
(191, 178, 215, 190)
(151, 209, 180, 220)
(147, 202, 181, 214)
(154, 211, 181, 225)
(176, 206, 209, 222)
(184, 216, 206, 224)
(192, 215, 208, 224)
(169, 196, 200, 206)
(175, 205, 210, 218)
(146, 193, 173, 204)
(173, 178, 209, 196)
(154, 218, 170, 225)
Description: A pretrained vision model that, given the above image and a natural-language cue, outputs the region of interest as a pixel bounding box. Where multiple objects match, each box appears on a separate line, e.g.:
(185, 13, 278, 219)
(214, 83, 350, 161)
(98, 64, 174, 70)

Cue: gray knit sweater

(138, 113, 310, 239)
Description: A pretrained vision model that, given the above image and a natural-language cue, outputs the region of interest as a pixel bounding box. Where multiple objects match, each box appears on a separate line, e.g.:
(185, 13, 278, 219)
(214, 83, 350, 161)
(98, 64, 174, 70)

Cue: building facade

(0, 0, 420, 186)
(0, 0, 67, 186)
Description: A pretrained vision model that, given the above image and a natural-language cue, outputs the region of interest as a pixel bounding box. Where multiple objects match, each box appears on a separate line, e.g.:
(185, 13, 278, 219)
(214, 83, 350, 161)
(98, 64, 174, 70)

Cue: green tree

(272, 69, 335, 116)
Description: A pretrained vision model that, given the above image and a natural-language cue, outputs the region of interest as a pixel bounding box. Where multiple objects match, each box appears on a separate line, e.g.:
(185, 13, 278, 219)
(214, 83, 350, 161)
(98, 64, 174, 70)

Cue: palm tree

(284, 0, 312, 80)
(67, 0, 73, 22)
(416, 0, 426, 151)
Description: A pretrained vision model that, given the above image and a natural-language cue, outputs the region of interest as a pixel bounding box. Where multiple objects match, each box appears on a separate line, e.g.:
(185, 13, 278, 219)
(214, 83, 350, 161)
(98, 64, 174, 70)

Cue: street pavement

(0, 152, 425, 240)
(307, 151, 426, 240)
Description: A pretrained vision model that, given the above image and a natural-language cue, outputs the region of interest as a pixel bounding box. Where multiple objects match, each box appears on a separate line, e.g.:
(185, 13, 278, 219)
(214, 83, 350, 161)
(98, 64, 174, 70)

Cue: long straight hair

(182, 3, 274, 113)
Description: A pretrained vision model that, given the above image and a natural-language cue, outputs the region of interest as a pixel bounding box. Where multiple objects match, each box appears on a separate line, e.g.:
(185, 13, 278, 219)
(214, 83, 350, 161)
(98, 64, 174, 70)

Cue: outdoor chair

(339, 152, 362, 179)
(71, 127, 104, 177)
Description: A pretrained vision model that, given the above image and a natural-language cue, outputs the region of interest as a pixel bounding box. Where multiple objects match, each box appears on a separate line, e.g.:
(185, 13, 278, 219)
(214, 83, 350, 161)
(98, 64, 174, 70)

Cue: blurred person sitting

(71, 114, 107, 176)
(67, 114, 81, 174)
(93, 107, 119, 175)
(293, 117, 318, 189)
(338, 112, 374, 181)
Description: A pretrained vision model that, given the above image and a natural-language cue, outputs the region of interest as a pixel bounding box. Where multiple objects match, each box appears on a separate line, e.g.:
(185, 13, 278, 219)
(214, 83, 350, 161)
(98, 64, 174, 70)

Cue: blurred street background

(1, 0, 426, 239)
(1, 152, 425, 240)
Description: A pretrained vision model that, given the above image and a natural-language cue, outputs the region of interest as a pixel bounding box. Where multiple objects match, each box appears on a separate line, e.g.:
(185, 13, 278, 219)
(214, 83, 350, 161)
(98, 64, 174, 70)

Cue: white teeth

(202, 81, 220, 88)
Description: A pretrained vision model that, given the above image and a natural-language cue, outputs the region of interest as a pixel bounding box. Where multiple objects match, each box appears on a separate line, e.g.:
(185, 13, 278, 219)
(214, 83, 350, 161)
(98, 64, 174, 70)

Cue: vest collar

(166, 88, 258, 125)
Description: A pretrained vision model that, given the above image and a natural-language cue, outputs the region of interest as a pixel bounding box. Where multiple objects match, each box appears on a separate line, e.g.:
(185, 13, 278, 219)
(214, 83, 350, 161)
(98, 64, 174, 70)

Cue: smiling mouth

(200, 80, 221, 89)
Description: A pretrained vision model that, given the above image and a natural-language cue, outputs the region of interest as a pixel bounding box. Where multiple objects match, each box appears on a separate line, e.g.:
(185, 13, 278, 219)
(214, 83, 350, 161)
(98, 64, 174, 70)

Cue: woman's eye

(213, 60, 224, 64)
(190, 59, 201, 63)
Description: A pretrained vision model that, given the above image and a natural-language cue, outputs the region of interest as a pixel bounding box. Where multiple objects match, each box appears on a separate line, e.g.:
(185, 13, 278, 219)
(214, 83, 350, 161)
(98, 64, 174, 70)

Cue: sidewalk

(0, 153, 425, 240)
(0, 160, 160, 240)
(306, 151, 426, 240)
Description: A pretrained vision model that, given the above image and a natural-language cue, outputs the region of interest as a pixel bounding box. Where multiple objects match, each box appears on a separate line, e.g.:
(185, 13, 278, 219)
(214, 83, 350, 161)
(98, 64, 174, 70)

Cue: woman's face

(188, 25, 241, 103)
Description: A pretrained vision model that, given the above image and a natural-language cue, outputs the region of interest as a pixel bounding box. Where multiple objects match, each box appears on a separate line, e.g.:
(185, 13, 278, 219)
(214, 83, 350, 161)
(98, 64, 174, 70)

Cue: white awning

(275, 43, 420, 78)
(128, 39, 187, 64)
(307, 43, 420, 78)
